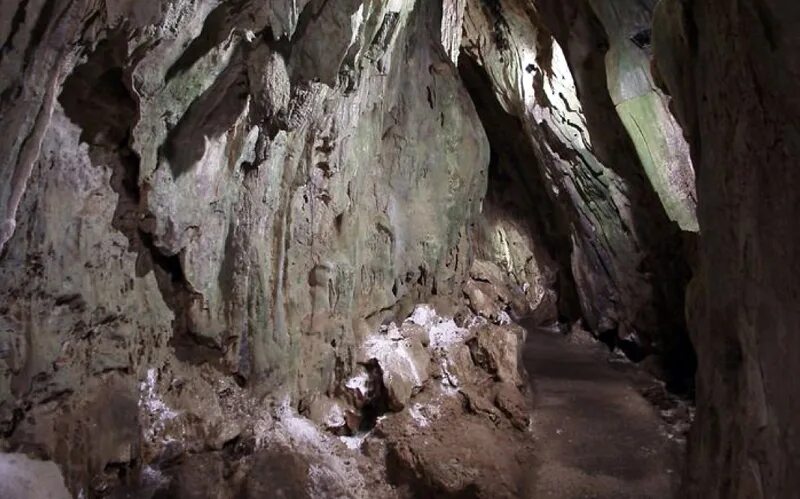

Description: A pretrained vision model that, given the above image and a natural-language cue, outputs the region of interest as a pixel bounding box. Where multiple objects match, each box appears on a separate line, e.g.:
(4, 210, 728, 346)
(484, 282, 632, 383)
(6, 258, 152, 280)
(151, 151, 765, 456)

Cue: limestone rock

(459, 386, 504, 425)
(342, 366, 378, 410)
(469, 258, 509, 285)
(589, 0, 698, 232)
(461, 0, 692, 371)
(464, 259, 551, 323)
(0, 453, 71, 499)
(0, 0, 488, 487)
(463, 279, 504, 320)
(360, 327, 431, 411)
(377, 394, 533, 498)
(653, 1, 800, 496)
(494, 382, 530, 431)
(301, 395, 351, 434)
(468, 323, 525, 385)
(0, 0, 735, 494)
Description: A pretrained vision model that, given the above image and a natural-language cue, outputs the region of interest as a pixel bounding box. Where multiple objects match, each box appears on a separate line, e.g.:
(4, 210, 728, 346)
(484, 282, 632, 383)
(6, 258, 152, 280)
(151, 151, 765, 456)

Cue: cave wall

(460, 54, 562, 325)
(0, 0, 724, 493)
(654, 1, 800, 496)
(537, 0, 698, 234)
(459, 0, 694, 380)
(532, 0, 698, 383)
(0, 0, 490, 487)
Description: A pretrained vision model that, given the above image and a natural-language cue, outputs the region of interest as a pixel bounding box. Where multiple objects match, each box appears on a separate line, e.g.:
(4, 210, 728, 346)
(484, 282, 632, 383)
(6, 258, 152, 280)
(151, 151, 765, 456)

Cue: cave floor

(523, 327, 683, 499)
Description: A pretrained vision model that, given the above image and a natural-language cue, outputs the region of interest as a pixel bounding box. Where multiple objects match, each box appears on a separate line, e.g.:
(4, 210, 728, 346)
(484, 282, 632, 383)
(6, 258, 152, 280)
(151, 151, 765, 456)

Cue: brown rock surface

(468, 323, 526, 385)
(653, 1, 800, 496)
(378, 391, 534, 498)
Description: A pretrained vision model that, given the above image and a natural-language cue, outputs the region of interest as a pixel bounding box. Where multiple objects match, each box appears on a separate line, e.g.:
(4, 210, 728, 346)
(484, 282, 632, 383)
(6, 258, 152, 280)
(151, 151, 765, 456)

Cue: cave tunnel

(0, 0, 798, 498)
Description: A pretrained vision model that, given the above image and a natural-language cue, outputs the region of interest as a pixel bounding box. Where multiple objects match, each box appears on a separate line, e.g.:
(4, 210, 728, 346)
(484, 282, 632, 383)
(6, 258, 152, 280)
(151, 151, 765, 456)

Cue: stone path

(523, 326, 682, 499)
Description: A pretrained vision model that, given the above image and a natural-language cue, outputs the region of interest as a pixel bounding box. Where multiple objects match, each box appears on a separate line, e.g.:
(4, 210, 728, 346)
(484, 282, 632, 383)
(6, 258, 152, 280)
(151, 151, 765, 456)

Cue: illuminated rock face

(0, 1, 490, 491)
(460, 0, 694, 377)
(590, 0, 697, 233)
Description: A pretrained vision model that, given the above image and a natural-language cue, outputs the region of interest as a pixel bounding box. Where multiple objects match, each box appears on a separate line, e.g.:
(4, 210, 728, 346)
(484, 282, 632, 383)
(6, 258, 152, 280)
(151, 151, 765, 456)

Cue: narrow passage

(523, 326, 683, 499)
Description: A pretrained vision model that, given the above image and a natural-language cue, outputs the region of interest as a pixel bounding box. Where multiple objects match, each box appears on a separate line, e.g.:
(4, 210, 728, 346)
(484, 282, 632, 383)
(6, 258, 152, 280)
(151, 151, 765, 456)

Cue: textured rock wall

(459, 53, 562, 326)
(0, 0, 714, 494)
(588, 0, 697, 233)
(459, 0, 694, 383)
(654, 1, 800, 496)
(0, 0, 489, 490)
(532, 0, 697, 385)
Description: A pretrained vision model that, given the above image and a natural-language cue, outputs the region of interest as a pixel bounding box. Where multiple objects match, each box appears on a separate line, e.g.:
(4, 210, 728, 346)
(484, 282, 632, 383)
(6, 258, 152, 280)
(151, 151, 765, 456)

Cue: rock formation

(460, 0, 695, 386)
(1, 0, 795, 497)
(653, 1, 800, 497)
(0, 1, 532, 495)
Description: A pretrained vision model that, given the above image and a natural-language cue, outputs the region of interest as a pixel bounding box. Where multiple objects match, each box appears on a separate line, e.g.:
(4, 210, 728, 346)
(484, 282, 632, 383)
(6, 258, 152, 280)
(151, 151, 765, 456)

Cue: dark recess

(459, 53, 582, 325)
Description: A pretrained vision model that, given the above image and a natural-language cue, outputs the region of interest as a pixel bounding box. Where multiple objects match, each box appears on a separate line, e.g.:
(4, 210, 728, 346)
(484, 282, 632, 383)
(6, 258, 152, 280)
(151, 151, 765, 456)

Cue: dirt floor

(523, 326, 685, 499)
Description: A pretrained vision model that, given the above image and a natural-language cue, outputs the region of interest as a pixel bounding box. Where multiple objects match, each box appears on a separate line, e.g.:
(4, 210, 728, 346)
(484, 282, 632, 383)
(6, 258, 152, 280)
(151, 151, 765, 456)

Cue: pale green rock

(617, 92, 699, 231)
(591, 0, 699, 231)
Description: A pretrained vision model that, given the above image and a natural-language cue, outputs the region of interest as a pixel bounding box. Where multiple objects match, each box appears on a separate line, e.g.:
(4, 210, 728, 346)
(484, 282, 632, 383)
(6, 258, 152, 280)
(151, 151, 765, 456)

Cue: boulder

(0, 454, 71, 499)
(494, 382, 530, 431)
(360, 329, 431, 411)
(463, 279, 504, 320)
(378, 395, 532, 498)
(467, 324, 525, 385)
(301, 394, 350, 435)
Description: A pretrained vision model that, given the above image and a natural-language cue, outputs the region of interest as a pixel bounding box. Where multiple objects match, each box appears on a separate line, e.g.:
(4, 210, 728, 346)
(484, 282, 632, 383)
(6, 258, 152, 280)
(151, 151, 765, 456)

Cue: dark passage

(522, 325, 684, 498)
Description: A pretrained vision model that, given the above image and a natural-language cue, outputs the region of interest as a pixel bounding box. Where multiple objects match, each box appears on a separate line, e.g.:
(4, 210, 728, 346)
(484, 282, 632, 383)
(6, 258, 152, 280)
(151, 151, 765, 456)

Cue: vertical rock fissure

(459, 53, 577, 326)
